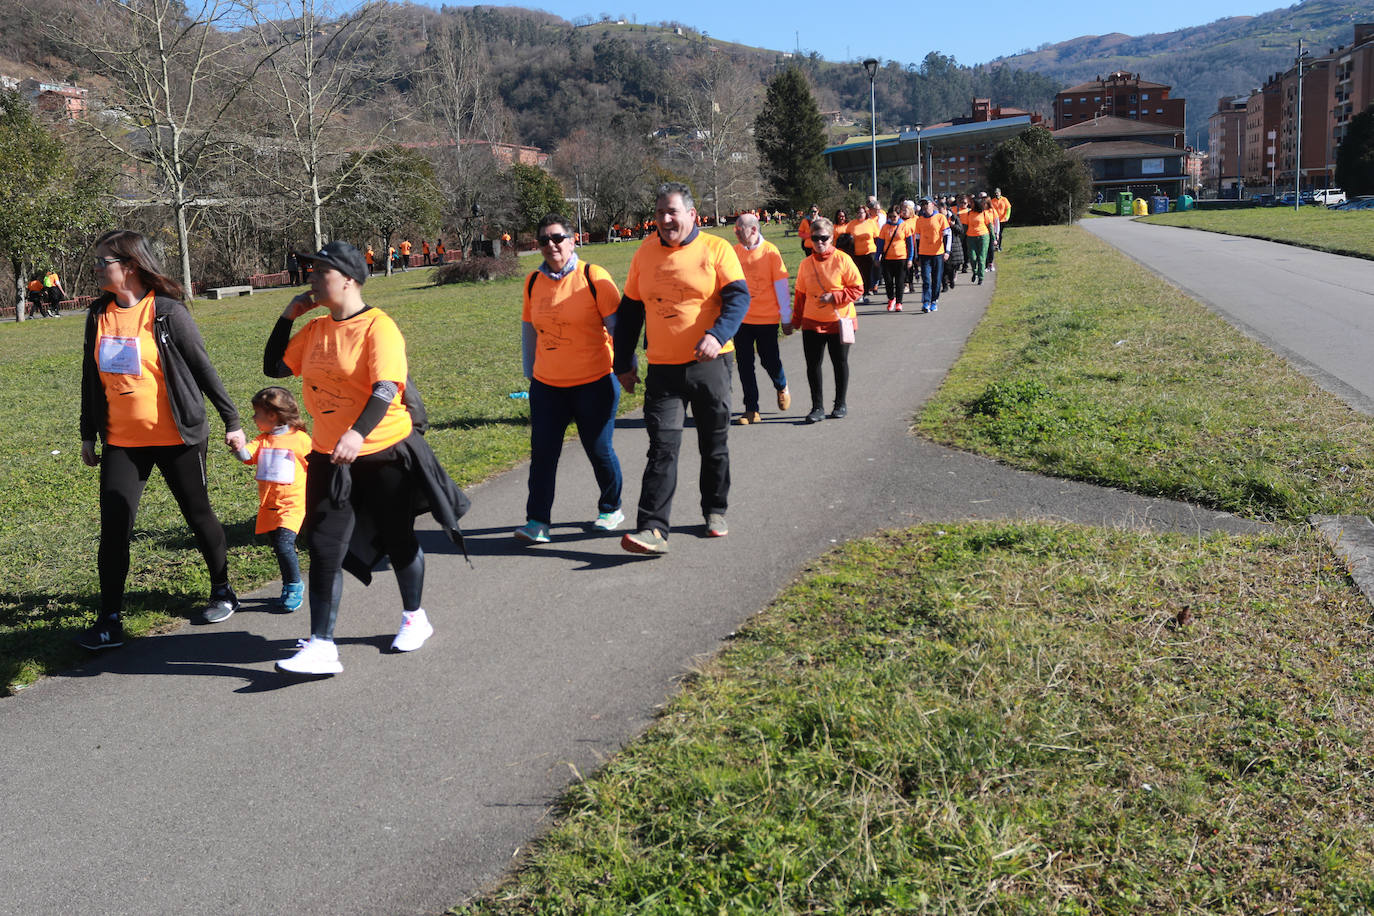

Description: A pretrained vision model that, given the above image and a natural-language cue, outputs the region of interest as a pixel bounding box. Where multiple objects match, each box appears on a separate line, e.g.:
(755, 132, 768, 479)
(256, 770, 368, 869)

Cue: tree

(509, 163, 566, 235)
(986, 127, 1093, 225)
(670, 56, 762, 223)
(553, 126, 654, 235)
(1335, 105, 1374, 197)
(754, 67, 830, 210)
(0, 92, 111, 319)
(328, 147, 441, 270)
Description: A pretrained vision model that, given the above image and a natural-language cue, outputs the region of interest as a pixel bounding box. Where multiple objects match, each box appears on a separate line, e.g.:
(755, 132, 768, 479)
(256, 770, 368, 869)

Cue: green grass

(453, 522, 1374, 914)
(917, 225, 1374, 522)
(0, 226, 786, 695)
(1139, 207, 1374, 259)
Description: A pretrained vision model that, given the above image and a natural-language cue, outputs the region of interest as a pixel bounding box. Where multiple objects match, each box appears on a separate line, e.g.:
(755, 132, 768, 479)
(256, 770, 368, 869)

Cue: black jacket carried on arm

(81, 293, 242, 446)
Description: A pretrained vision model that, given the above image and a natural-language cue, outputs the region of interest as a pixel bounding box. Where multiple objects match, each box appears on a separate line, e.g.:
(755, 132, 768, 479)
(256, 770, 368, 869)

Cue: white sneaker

(392, 609, 433, 652)
(593, 509, 625, 530)
(276, 636, 342, 675)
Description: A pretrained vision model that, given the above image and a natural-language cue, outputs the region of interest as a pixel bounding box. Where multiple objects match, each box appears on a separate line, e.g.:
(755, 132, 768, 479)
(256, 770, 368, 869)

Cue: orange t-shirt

(915, 213, 950, 256)
(95, 292, 184, 447)
(243, 427, 311, 533)
(283, 308, 412, 456)
(962, 209, 992, 237)
(878, 219, 914, 261)
(399, 241, 412, 256)
(422, 242, 431, 256)
(523, 261, 620, 387)
(733, 240, 788, 325)
(624, 232, 743, 365)
(846, 217, 880, 256)
(798, 217, 813, 248)
(794, 251, 862, 333)
(992, 197, 1011, 222)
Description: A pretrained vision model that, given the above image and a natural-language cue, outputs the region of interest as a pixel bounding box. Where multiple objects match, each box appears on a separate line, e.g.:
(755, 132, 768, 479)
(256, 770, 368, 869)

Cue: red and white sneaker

(886, 299, 896, 312)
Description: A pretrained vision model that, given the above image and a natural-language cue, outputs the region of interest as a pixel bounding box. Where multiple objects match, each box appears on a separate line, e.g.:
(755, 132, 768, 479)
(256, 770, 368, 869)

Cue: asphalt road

(1082, 217, 1374, 415)
(0, 260, 1261, 916)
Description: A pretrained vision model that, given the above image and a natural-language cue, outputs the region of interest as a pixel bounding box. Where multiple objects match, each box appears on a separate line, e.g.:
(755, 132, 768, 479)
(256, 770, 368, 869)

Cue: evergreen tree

(987, 127, 1093, 225)
(1335, 105, 1374, 197)
(510, 162, 567, 233)
(754, 67, 830, 210)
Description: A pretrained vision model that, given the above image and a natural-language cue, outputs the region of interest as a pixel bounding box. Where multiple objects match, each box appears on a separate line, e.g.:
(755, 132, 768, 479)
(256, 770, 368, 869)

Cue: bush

(987, 126, 1094, 225)
(431, 256, 521, 285)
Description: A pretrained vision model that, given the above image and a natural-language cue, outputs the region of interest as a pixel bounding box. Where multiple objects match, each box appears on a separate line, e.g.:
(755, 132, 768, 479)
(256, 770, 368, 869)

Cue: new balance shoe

(593, 509, 625, 530)
(278, 581, 304, 612)
(77, 620, 125, 651)
(276, 636, 342, 675)
(202, 587, 240, 624)
(777, 386, 791, 411)
(621, 528, 669, 555)
(705, 513, 728, 538)
(392, 609, 433, 652)
(514, 520, 551, 544)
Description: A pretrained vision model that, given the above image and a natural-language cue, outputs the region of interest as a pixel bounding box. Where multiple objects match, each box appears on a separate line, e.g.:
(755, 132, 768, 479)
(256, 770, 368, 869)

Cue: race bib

(97, 336, 142, 376)
(255, 447, 297, 484)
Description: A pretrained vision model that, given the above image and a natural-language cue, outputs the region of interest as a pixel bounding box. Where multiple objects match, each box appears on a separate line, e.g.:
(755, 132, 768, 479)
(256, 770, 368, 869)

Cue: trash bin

(1178, 195, 1194, 212)
(1150, 195, 1169, 214)
(1132, 197, 1149, 217)
(1116, 191, 1133, 216)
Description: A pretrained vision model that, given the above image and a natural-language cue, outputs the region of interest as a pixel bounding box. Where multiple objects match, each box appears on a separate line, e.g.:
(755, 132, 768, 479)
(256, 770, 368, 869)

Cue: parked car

(1334, 196, 1374, 211)
(1278, 191, 1317, 206)
(1250, 193, 1277, 207)
(1315, 188, 1347, 206)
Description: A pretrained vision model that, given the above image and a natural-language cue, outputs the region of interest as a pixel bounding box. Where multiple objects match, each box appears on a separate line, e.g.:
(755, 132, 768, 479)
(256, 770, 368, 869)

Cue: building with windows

(1054, 72, 1186, 130)
(1053, 115, 1189, 198)
(1243, 82, 1281, 190)
(1206, 97, 1248, 193)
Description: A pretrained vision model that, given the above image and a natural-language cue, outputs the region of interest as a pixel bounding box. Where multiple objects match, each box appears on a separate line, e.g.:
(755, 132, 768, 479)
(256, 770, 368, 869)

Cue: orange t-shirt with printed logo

(846, 217, 880, 256)
(878, 219, 914, 261)
(915, 212, 950, 256)
(283, 308, 411, 456)
(96, 292, 184, 447)
(962, 209, 992, 237)
(794, 251, 863, 333)
(523, 262, 620, 387)
(733, 240, 788, 325)
(242, 428, 312, 533)
(624, 232, 743, 365)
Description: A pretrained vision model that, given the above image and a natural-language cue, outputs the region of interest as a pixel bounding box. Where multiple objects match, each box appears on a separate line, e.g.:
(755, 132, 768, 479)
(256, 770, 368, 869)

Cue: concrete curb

(1311, 514, 1374, 606)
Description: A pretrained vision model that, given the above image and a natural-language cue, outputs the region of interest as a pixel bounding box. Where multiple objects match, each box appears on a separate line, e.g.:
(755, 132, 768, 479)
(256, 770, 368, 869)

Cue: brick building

(1243, 82, 1281, 190)
(1206, 97, 1248, 192)
(1054, 71, 1186, 130)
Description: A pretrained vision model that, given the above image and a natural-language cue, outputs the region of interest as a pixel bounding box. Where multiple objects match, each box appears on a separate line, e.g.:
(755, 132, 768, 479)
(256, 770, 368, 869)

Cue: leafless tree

(553, 126, 655, 235)
(670, 55, 763, 223)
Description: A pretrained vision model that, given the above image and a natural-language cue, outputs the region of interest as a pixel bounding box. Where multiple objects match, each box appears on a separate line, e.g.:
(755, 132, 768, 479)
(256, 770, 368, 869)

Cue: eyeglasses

(810, 236, 831, 244)
(537, 233, 572, 246)
(93, 256, 128, 268)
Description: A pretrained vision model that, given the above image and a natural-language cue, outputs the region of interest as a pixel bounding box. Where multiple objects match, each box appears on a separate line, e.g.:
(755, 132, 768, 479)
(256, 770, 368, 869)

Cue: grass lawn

(0, 225, 798, 695)
(1138, 207, 1374, 259)
(917, 225, 1374, 523)
(454, 522, 1374, 914)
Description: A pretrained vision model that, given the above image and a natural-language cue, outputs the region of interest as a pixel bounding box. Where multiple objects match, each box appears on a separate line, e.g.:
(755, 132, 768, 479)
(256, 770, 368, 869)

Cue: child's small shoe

(279, 581, 305, 612)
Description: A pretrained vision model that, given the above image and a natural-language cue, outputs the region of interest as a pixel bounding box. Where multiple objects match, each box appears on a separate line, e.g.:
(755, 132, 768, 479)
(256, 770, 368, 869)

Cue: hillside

(991, 0, 1368, 141)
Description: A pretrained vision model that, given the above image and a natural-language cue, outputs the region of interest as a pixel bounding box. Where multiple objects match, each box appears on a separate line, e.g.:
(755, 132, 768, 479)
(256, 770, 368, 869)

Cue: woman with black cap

(263, 241, 430, 675)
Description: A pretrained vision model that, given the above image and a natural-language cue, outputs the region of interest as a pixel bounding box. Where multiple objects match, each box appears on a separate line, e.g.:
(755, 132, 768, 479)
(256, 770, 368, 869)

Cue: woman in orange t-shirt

(264, 241, 428, 675)
(515, 214, 624, 544)
(961, 198, 993, 284)
(791, 218, 864, 423)
(77, 230, 246, 651)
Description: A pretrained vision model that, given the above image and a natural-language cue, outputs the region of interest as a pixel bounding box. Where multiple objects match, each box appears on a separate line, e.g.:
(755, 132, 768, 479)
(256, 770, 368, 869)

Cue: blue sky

(434, 0, 1278, 69)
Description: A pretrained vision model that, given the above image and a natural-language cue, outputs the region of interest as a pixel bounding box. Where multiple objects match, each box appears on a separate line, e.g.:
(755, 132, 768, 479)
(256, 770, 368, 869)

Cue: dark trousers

(802, 330, 850, 411)
(855, 253, 877, 295)
(98, 441, 229, 619)
(919, 254, 944, 307)
(305, 449, 423, 640)
(638, 357, 732, 535)
(526, 374, 622, 524)
(882, 259, 907, 304)
(271, 527, 302, 584)
(987, 226, 1001, 266)
(732, 323, 787, 413)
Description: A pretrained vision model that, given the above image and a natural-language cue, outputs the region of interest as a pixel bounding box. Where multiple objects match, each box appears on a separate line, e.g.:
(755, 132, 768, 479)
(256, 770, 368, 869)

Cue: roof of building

(1060, 74, 1171, 94)
(1064, 140, 1187, 160)
(1053, 115, 1182, 139)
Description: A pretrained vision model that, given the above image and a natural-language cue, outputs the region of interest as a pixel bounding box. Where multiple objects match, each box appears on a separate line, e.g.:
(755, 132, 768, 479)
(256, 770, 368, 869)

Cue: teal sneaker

(279, 581, 304, 612)
(514, 520, 551, 544)
(593, 509, 625, 530)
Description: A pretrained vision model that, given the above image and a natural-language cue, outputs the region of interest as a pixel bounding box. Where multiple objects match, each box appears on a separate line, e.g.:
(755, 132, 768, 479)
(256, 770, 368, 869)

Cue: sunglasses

(537, 233, 572, 246)
(811, 235, 831, 244)
(93, 256, 129, 268)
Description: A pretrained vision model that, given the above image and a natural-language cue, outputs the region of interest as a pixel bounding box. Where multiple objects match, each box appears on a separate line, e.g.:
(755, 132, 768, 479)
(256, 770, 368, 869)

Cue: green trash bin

(1116, 191, 1133, 216)
(1178, 195, 1194, 211)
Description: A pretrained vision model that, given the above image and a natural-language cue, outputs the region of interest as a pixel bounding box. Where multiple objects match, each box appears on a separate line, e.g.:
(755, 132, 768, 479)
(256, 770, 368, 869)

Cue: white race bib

(255, 447, 297, 484)
(97, 335, 142, 376)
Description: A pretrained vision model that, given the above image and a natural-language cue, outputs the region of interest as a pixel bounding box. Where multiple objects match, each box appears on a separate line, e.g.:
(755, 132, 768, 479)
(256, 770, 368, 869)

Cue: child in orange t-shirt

(233, 387, 312, 611)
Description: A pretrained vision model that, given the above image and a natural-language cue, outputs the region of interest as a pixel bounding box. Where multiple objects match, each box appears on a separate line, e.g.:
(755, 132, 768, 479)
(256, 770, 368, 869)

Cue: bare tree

(244, 0, 405, 251)
(553, 126, 655, 236)
(63, 0, 278, 298)
(671, 55, 763, 223)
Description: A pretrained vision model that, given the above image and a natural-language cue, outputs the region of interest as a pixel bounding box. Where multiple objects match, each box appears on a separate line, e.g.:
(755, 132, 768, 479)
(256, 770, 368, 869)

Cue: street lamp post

(1295, 38, 1311, 211)
(863, 58, 879, 201)
(914, 123, 923, 203)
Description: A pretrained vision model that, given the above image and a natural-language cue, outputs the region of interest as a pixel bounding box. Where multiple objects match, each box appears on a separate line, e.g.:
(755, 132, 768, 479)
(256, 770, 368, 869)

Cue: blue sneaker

(514, 520, 551, 544)
(279, 581, 304, 612)
(929, 302, 938, 312)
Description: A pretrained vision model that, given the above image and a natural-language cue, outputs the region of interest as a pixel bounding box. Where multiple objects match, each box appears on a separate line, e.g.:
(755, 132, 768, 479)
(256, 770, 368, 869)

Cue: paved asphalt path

(1, 263, 1261, 915)
(1082, 217, 1374, 415)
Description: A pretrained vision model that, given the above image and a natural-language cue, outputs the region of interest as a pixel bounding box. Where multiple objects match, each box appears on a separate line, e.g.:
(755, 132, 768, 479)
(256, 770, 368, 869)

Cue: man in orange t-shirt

(613, 182, 750, 553)
(913, 198, 951, 313)
(988, 188, 1011, 269)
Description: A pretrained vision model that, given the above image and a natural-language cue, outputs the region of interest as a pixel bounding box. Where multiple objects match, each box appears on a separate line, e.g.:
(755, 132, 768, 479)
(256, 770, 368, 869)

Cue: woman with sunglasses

(790, 217, 864, 423)
(513, 214, 624, 544)
(77, 230, 247, 650)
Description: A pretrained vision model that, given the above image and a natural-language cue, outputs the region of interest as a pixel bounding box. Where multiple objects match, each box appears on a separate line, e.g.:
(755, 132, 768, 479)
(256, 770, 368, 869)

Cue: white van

(1315, 188, 1347, 206)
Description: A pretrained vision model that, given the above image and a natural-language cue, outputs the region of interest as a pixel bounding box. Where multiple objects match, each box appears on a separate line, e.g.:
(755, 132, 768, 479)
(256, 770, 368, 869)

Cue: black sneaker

(202, 588, 240, 624)
(804, 408, 826, 424)
(77, 622, 125, 651)
(828, 406, 848, 419)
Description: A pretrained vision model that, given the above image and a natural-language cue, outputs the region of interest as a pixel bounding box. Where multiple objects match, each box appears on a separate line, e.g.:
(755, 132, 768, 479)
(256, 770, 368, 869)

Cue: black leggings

(882, 259, 906, 303)
(98, 441, 229, 619)
(305, 449, 423, 641)
(802, 330, 850, 411)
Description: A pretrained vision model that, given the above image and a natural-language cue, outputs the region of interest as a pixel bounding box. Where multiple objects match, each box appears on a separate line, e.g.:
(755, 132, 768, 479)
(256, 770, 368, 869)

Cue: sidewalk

(0, 264, 1262, 916)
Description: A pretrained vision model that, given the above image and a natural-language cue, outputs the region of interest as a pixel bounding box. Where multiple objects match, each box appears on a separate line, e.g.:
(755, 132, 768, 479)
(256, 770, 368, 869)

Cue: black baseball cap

(297, 241, 367, 285)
